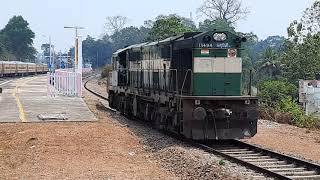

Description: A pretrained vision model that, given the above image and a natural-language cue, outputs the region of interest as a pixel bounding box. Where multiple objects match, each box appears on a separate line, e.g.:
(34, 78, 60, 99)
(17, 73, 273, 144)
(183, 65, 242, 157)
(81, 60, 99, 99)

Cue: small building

(299, 80, 320, 117)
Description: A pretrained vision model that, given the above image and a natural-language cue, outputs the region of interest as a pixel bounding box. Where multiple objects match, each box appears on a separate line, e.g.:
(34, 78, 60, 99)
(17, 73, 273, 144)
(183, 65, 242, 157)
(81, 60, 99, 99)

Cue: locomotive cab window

(160, 46, 171, 60)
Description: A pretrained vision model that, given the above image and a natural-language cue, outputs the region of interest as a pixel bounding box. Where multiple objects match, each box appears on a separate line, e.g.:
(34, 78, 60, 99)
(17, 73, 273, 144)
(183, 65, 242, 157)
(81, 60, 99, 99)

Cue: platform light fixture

(64, 26, 84, 73)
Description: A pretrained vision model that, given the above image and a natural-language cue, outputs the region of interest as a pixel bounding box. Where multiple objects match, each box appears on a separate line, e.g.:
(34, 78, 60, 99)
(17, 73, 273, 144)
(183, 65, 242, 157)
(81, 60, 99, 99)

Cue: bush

(260, 96, 319, 128)
(218, 160, 225, 166)
(276, 97, 305, 126)
(101, 65, 112, 78)
(259, 105, 292, 124)
(278, 98, 319, 128)
(258, 80, 297, 107)
(258, 80, 320, 128)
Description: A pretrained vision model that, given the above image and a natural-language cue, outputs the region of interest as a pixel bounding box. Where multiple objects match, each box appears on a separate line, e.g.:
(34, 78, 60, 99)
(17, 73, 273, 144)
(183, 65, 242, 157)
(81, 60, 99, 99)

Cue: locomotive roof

(112, 33, 190, 56)
(112, 31, 239, 56)
(113, 42, 148, 55)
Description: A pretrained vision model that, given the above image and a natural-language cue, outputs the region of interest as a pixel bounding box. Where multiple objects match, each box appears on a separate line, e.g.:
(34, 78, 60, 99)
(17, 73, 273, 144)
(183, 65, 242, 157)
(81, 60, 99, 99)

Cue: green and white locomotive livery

(108, 31, 258, 140)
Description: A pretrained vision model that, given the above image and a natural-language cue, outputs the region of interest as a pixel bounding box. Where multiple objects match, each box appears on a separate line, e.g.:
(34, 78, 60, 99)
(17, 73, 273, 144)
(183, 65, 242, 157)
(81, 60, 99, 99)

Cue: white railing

(47, 69, 82, 97)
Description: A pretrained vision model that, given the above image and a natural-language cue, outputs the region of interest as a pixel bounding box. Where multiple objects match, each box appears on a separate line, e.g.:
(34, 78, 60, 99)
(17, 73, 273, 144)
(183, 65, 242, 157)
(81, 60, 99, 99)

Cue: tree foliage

(82, 36, 113, 68)
(282, 32, 320, 83)
(198, 0, 249, 24)
(256, 47, 283, 82)
(287, 1, 320, 43)
(259, 80, 318, 128)
(258, 80, 297, 108)
(110, 26, 149, 50)
(199, 19, 235, 32)
(0, 34, 9, 59)
(147, 15, 194, 41)
(283, 1, 320, 83)
(0, 16, 36, 61)
(240, 35, 285, 85)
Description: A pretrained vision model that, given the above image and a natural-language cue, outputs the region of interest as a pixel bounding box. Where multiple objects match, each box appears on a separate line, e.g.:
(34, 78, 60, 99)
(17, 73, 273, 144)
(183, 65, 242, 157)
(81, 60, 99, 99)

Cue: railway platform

(0, 75, 96, 122)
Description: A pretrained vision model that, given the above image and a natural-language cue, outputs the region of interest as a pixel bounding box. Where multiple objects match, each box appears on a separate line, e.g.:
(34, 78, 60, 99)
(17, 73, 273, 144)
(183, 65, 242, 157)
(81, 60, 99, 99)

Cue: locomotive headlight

(213, 33, 227, 41)
(193, 107, 207, 121)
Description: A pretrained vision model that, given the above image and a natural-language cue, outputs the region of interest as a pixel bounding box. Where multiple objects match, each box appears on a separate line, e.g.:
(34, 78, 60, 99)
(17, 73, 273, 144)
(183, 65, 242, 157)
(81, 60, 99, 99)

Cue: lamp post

(64, 26, 84, 73)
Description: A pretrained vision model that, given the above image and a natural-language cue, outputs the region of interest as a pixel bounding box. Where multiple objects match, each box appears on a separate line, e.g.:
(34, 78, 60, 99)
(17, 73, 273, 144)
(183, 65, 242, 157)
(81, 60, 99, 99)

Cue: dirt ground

(0, 89, 175, 179)
(243, 120, 320, 164)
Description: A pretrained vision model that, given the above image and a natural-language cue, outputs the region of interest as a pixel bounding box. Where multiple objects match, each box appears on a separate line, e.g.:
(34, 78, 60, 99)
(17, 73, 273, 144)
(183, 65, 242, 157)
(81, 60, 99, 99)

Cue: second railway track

(84, 75, 108, 101)
(84, 77, 320, 180)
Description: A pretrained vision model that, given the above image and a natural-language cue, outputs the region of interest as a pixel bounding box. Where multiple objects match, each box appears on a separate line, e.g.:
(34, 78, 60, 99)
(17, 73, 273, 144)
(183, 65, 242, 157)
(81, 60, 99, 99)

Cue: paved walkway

(0, 75, 96, 122)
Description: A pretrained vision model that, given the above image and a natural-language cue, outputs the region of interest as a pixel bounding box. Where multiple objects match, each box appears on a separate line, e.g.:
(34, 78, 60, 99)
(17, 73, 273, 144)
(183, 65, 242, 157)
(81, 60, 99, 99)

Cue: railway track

(198, 140, 320, 179)
(83, 75, 109, 101)
(84, 77, 320, 180)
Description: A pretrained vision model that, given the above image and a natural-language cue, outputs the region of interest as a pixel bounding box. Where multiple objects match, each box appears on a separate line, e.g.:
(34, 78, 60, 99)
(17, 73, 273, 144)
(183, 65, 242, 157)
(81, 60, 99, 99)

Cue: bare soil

(243, 120, 320, 164)
(0, 89, 175, 179)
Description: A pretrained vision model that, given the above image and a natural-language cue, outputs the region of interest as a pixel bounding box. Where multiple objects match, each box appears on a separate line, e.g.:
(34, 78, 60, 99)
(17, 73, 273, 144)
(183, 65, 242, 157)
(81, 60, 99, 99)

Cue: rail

(84, 76, 109, 101)
(197, 140, 320, 179)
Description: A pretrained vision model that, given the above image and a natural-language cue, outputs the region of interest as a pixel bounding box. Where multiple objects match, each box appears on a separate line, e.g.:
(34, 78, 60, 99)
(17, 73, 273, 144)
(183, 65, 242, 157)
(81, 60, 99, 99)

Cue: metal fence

(47, 69, 82, 97)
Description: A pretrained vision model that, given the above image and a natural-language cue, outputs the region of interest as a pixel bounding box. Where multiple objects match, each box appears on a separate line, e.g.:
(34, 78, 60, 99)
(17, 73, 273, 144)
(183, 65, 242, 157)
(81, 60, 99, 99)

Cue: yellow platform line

(12, 77, 37, 122)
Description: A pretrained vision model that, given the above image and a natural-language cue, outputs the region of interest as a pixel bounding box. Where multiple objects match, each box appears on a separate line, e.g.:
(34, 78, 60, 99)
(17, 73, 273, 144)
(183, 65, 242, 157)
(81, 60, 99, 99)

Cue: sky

(0, 0, 315, 52)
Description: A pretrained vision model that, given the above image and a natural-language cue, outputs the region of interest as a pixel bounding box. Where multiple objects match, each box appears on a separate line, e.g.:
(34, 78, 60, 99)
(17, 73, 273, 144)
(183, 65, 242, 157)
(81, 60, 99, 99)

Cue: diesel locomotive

(108, 31, 258, 140)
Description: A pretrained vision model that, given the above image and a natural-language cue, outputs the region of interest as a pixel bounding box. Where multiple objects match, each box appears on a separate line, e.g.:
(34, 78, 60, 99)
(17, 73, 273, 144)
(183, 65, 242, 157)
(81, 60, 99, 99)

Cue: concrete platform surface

(0, 76, 96, 122)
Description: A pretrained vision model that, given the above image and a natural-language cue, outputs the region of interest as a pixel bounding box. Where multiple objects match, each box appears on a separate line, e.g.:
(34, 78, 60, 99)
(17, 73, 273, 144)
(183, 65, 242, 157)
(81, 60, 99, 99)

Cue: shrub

(275, 97, 319, 128)
(259, 104, 292, 124)
(276, 97, 304, 126)
(101, 65, 112, 78)
(258, 80, 297, 107)
(258, 80, 320, 128)
(218, 160, 225, 166)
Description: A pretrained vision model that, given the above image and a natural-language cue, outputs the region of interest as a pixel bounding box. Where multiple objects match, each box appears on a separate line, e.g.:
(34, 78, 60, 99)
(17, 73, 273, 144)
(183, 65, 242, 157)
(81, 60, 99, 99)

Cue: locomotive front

(181, 31, 258, 140)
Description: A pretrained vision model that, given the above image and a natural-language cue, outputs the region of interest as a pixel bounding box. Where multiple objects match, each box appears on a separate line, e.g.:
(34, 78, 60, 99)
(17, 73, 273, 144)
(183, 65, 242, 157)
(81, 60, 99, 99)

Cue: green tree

(282, 33, 320, 83)
(288, 1, 320, 43)
(258, 80, 297, 107)
(110, 26, 149, 51)
(0, 33, 8, 59)
(1, 16, 36, 61)
(82, 36, 112, 68)
(199, 19, 236, 32)
(238, 32, 258, 86)
(282, 1, 320, 83)
(256, 48, 283, 81)
(238, 35, 285, 86)
(147, 15, 194, 41)
(258, 80, 318, 128)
